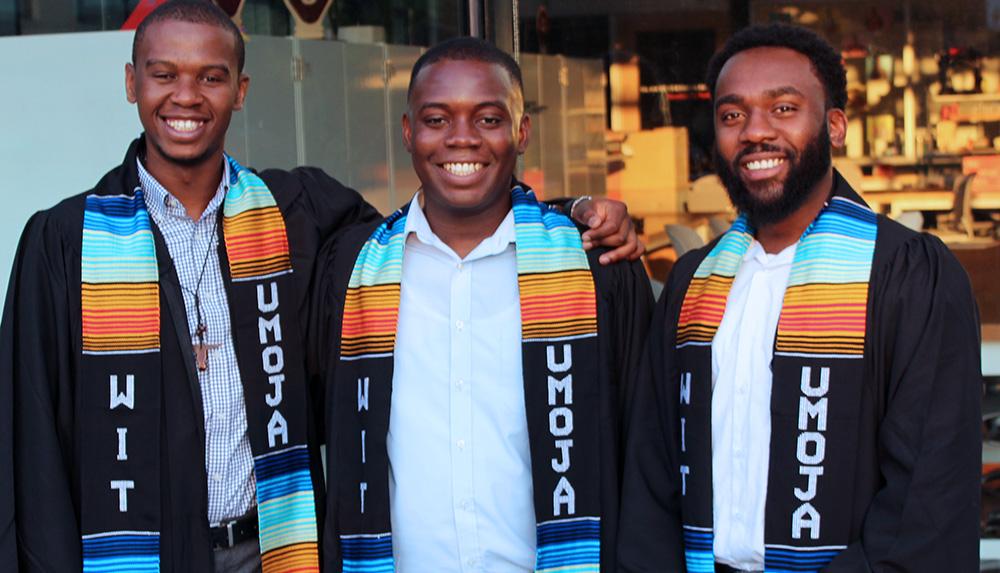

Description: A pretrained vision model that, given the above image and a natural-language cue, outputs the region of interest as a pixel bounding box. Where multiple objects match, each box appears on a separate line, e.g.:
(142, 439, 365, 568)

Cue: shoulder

(872, 215, 967, 284)
(316, 217, 388, 289)
(23, 184, 108, 250)
(256, 166, 354, 203)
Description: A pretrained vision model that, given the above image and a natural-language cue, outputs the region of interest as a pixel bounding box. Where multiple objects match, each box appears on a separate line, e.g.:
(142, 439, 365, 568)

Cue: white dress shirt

(387, 194, 536, 572)
(711, 240, 797, 570)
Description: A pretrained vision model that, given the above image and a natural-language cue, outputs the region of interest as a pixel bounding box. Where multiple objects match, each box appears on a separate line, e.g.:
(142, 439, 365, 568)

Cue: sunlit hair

(706, 24, 847, 110)
(132, 0, 245, 73)
(408, 37, 523, 102)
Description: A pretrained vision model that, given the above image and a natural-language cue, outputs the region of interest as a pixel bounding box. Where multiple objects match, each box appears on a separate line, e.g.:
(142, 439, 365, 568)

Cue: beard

(714, 123, 831, 227)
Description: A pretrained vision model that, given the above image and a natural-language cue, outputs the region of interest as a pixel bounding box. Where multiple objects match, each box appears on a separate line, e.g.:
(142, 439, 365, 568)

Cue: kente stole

(79, 155, 320, 572)
(333, 185, 603, 572)
(675, 194, 877, 573)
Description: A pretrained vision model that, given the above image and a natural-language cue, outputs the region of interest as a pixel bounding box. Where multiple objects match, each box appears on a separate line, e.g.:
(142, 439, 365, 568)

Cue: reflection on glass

(1, 0, 463, 44)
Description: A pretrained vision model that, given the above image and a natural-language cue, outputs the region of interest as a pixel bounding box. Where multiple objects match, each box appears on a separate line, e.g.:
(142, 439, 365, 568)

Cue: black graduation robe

(0, 138, 381, 572)
(618, 181, 982, 572)
(308, 210, 655, 571)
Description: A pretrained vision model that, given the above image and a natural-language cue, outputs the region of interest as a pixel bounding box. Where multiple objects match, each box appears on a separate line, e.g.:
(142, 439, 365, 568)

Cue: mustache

(733, 143, 791, 165)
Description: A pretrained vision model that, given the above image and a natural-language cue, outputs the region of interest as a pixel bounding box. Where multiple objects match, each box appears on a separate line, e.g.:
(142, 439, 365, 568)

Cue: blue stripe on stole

(84, 195, 152, 232)
(255, 446, 319, 554)
(82, 213, 152, 237)
(763, 547, 841, 572)
(535, 518, 600, 572)
(682, 527, 714, 573)
(82, 194, 159, 284)
(347, 213, 407, 288)
(341, 534, 394, 573)
(826, 196, 876, 222)
(254, 447, 314, 502)
(82, 533, 159, 573)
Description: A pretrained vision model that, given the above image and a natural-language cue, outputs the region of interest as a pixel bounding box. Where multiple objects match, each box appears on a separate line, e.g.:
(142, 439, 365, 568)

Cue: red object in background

(121, 0, 169, 30)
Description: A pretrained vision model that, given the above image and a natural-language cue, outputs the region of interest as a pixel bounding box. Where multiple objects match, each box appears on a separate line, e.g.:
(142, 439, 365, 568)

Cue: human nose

(170, 76, 202, 106)
(444, 117, 481, 147)
(740, 109, 777, 144)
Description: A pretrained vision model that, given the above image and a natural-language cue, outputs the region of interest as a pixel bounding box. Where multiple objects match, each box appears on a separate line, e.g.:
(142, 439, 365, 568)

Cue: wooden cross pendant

(194, 323, 221, 372)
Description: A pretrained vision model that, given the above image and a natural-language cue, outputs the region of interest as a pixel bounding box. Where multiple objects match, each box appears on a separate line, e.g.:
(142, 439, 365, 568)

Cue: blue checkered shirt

(138, 159, 256, 525)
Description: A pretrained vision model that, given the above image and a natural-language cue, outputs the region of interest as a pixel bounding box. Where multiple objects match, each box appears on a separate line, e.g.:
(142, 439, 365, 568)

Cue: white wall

(0, 31, 141, 299)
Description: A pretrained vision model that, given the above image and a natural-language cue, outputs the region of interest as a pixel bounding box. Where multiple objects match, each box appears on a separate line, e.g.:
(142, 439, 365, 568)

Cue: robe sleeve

(283, 167, 382, 241)
(826, 233, 982, 572)
(617, 263, 689, 572)
(1, 212, 82, 571)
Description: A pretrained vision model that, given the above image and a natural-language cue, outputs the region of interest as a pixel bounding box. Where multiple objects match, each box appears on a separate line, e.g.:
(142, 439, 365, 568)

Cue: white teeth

(745, 158, 784, 171)
(442, 162, 484, 177)
(165, 119, 203, 133)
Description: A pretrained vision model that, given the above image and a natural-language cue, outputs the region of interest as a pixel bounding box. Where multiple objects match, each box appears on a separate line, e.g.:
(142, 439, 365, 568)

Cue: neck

(755, 169, 835, 254)
(144, 150, 225, 221)
(422, 192, 512, 259)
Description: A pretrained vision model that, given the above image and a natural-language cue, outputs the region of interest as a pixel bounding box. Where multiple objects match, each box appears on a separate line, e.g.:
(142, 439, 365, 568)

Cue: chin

(152, 141, 218, 168)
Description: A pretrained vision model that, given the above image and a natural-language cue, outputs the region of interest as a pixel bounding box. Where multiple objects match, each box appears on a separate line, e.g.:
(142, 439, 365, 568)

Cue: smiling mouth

(441, 162, 485, 177)
(744, 157, 785, 171)
(163, 118, 206, 133)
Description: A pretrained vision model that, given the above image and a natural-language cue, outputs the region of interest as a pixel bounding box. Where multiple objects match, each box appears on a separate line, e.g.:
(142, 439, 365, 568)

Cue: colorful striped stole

(335, 184, 603, 572)
(81, 190, 162, 572)
(673, 192, 878, 573)
(79, 155, 319, 573)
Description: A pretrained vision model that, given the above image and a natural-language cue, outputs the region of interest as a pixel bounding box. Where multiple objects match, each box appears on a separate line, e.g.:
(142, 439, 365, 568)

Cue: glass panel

(334, 0, 464, 46)
(1, 0, 461, 43)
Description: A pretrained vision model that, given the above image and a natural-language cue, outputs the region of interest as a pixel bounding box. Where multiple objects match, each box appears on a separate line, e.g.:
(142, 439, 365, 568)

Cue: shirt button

(212, 473, 223, 482)
(461, 499, 472, 510)
(457, 439, 466, 450)
(456, 379, 465, 391)
(457, 262, 464, 271)
(456, 320, 464, 331)
(466, 557, 476, 567)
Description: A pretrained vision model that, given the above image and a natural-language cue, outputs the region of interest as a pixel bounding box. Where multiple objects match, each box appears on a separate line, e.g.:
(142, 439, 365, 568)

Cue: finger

(583, 214, 621, 243)
(599, 245, 628, 265)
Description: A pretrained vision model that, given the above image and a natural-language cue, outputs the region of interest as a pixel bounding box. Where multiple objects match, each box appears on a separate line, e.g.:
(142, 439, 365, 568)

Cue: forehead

(715, 46, 825, 105)
(136, 19, 237, 64)
(410, 59, 519, 105)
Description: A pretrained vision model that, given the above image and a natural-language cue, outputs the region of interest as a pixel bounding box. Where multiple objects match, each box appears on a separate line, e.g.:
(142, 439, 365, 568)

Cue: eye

(478, 115, 503, 127)
(423, 115, 447, 127)
(202, 74, 225, 84)
(152, 72, 174, 81)
(774, 104, 797, 115)
(719, 110, 743, 123)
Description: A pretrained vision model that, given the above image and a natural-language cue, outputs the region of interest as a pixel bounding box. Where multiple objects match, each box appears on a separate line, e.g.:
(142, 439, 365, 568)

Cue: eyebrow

(714, 85, 806, 110)
(144, 59, 232, 75)
(418, 100, 510, 113)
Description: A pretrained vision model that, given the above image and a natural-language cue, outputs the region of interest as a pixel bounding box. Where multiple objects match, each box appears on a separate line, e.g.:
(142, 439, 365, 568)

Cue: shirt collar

(136, 157, 229, 223)
(402, 192, 516, 262)
(745, 239, 797, 267)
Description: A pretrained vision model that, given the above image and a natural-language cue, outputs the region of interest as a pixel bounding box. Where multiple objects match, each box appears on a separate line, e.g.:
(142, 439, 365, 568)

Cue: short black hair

(706, 24, 846, 110)
(407, 37, 523, 102)
(132, 0, 245, 73)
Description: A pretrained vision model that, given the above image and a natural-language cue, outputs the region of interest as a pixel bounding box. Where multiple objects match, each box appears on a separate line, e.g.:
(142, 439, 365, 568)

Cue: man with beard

(0, 2, 640, 571)
(618, 24, 981, 572)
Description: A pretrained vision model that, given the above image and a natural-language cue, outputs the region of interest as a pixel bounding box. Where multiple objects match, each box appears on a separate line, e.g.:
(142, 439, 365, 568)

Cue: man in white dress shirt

(619, 23, 981, 573)
(314, 37, 654, 572)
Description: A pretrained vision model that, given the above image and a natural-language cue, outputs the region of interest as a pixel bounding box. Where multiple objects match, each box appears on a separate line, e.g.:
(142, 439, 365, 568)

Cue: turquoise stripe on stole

(82, 194, 158, 285)
(535, 517, 601, 572)
(341, 534, 394, 573)
(82, 532, 160, 573)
